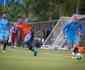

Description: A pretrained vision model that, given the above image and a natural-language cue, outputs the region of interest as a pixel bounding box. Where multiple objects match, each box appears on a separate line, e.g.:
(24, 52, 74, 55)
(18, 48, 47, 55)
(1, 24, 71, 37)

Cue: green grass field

(0, 47, 85, 70)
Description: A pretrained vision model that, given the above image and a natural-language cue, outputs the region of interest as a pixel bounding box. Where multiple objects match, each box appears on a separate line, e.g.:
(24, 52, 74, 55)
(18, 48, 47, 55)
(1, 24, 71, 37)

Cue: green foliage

(8, 4, 24, 21)
(33, 0, 64, 20)
(0, 0, 85, 21)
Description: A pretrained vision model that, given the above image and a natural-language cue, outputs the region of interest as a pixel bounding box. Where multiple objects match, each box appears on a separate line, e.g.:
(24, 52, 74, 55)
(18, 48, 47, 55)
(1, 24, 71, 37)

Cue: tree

(32, 0, 65, 20)
(79, 0, 85, 14)
(22, 0, 33, 17)
(7, 0, 25, 21)
(0, 0, 85, 21)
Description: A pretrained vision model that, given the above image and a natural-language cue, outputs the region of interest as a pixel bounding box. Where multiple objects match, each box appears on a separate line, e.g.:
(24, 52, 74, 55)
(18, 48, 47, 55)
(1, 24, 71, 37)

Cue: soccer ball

(72, 53, 82, 60)
(76, 53, 82, 60)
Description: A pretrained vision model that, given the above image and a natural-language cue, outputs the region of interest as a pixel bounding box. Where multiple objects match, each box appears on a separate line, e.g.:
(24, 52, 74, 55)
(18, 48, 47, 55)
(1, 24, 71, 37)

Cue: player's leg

(0, 41, 3, 50)
(2, 41, 7, 53)
(32, 47, 38, 56)
(25, 41, 33, 54)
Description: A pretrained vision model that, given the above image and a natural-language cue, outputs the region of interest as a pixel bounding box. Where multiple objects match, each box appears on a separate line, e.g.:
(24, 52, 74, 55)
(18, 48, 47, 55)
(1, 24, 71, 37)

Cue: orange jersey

(15, 22, 32, 40)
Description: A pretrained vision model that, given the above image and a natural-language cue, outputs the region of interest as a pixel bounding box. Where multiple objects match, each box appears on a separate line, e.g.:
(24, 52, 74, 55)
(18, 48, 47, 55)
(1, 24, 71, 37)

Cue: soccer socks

(32, 47, 38, 56)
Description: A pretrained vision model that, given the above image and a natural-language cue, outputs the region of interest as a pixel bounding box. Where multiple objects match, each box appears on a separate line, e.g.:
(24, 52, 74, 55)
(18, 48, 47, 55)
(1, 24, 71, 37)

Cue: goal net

(42, 17, 70, 50)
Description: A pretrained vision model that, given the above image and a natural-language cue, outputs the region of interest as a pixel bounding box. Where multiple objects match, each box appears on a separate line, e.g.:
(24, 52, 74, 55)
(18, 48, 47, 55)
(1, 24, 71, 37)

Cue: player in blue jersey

(63, 15, 84, 59)
(0, 14, 10, 53)
(63, 15, 83, 49)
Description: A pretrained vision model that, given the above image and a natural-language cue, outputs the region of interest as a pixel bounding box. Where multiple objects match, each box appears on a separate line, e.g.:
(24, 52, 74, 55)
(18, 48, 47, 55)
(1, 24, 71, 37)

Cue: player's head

(17, 15, 25, 22)
(71, 15, 80, 21)
(2, 14, 7, 19)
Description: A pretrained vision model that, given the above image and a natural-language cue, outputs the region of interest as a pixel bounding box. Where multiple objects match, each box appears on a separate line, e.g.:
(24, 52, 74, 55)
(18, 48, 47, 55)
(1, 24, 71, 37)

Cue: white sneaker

(14, 46, 16, 48)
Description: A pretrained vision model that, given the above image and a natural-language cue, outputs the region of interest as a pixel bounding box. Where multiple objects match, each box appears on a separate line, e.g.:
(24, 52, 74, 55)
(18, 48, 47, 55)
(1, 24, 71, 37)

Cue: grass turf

(0, 47, 85, 70)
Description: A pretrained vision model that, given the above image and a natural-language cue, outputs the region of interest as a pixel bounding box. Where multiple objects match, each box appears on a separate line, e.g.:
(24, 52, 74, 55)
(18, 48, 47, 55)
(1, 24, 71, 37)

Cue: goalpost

(42, 17, 70, 50)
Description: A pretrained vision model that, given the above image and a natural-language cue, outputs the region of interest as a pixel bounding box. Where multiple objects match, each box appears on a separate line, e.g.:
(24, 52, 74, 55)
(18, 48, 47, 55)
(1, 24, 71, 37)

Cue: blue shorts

(67, 36, 80, 45)
(0, 31, 9, 42)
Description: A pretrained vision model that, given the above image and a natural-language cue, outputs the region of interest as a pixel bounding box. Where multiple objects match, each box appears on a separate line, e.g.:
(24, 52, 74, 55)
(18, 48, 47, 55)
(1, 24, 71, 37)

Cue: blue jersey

(0, 18, 10, 41)
(63, 20, 83, 44)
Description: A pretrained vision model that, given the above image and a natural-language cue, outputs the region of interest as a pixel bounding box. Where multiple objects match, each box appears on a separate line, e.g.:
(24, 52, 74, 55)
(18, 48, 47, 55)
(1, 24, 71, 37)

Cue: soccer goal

(42, 17, 70, 50)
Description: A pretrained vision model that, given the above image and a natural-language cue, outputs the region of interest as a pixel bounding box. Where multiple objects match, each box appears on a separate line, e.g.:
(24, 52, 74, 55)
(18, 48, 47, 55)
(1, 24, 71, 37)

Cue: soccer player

(63, 15, 84, 60)
(11, 25, 17, 48)
(63, 15, 83, 50)
(0, 14, 10, 53)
